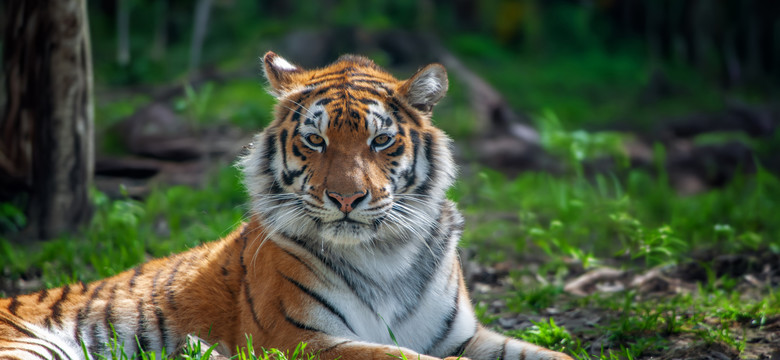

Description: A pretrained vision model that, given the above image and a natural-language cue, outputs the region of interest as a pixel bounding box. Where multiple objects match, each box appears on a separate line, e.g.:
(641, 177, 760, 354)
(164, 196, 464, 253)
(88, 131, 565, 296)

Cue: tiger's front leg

(458, 326, 573, 360)
(279, 334, 468, 360)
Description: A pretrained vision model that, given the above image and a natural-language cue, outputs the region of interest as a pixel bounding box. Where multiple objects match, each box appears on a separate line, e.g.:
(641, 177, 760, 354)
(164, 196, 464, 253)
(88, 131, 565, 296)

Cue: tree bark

(189, 0, 213, 72)
(0, 0, 94, 240)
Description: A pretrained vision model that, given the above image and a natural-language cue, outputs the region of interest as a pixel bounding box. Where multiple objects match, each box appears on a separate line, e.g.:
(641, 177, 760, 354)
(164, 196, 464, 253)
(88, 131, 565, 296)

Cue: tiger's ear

(262, 51, 303, 96)
(398, 64, 448, 113)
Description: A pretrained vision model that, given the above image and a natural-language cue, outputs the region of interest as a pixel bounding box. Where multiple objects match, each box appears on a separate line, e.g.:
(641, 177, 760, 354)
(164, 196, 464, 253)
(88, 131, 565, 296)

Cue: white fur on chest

(276, 235, 473, 354)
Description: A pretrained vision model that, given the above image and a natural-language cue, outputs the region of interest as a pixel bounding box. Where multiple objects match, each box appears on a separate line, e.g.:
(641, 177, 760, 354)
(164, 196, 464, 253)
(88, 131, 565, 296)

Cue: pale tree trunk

(189, 0, 213, 72)
(0, 0, 94, 240)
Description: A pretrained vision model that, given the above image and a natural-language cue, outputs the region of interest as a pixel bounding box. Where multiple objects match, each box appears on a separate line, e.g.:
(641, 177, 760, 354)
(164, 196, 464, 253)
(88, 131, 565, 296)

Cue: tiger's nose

(326, 190, 367, 213)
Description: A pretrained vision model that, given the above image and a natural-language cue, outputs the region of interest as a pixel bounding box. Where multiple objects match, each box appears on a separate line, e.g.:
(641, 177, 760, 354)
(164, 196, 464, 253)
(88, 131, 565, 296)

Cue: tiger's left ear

(262, 51, 303, 96)
(398, 64, 448, 113)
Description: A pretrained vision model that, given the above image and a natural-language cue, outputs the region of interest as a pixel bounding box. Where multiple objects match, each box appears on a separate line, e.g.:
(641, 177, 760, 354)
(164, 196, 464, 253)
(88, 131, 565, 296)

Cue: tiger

(0, 52, 574, 360)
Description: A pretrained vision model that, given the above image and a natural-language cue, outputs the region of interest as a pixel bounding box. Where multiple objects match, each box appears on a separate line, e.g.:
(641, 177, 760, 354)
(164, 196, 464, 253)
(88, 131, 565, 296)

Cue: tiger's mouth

(333, 217, 367, 225)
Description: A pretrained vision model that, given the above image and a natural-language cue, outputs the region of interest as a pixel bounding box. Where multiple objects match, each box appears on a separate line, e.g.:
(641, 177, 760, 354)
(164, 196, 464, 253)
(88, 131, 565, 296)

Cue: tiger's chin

(320, 220, 375, 246)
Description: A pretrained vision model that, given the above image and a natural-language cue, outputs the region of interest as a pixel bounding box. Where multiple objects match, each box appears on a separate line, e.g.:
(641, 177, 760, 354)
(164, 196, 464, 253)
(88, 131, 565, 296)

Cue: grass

(450, 160, 780, 269)
(477, 280, 779, 359)
(0, 165, 246, 288)
(90, 332, 316, 360)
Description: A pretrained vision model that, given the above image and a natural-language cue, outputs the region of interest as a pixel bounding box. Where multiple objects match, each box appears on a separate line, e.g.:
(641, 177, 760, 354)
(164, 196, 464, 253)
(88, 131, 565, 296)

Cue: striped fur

(0, 53, 572, 360)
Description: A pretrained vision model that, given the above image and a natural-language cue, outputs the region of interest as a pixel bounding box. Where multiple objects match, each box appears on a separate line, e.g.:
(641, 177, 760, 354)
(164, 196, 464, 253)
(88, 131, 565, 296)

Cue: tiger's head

(240, 52, 454, 248)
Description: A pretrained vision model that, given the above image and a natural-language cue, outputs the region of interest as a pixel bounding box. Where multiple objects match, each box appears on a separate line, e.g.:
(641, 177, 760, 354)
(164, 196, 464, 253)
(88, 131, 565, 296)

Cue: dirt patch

(466, 253, 780, 360)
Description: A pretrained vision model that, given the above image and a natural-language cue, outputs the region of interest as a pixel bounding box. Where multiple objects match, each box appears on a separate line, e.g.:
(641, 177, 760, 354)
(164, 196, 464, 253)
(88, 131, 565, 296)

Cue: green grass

(451, 161, 780, 269)
(0, 165, 246, 289)
(477, 280, 779, 359)
(91, 332, 316, 360)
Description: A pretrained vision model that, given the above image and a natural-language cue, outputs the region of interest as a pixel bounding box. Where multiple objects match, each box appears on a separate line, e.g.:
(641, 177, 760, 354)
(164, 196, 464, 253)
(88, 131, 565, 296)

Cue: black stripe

(424, 289, 460, 354)
(1, 343, 50, 360)
(290, 105, 303, 123)
(36, 289, 49, 303)
(401, 130, 421, 191)
(279, 272, 355, 334)
(18, 339, 67, 360)
(279, 248, 330, 285)
(286, 88, 313, 109)
(387, 144, 405, 157)
(288, 236, 379, 313)
(280, 129, 289, 169)
(154, 307, 169, 353)
(7, 296, 20, 315)
(48, 284, 71, 328)
(315, 98, 333, 106)
(135, 299, 153, 354)
(344, 84, 382, 96)
(0, 317, 71, 360)
(308, 66, 356, 80)
(414, 133, 436, 195)
(263, 133, 277, 160)
(103, 284, 119, 341)
(387, 103, 405, 124)
(451, 335, 473, 358)
(280, 301, 324, 333)
(501, 338, 510, 360)
(283, 315, 323, 332)
(386, 208, 452, 323)
(243, 280, 264, 331)
(321, 340, 352, 354)
(147, 255, 171, 352)
(77, 281, 107, 354)
(0, 315, 37, 337)
(282, 165, 306, 186)
(129, 264, 144, 289)
(165, 258, 186, 311)
(89, 323, 107, 357)
(389, 98, 420, 126)
(291, 144, 306, 160)
(240, 236, 265, 331)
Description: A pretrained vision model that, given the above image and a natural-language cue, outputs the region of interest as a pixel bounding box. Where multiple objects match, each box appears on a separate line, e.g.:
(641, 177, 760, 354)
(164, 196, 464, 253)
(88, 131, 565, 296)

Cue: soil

(465, 251, 780, 360)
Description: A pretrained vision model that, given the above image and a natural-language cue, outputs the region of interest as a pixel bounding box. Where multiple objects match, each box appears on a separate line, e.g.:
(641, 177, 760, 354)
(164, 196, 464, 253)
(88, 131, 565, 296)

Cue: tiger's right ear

(262, 51, 303, 96)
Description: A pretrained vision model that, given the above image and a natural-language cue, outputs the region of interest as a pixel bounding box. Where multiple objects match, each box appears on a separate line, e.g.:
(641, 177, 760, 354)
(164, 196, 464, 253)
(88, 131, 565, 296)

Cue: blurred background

(90, 0, 780, 193)
(2, 1, 780, 358)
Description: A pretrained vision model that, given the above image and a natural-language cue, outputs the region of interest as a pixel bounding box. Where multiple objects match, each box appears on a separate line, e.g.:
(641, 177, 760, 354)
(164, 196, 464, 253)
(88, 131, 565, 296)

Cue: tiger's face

(241, 52, 454, 247)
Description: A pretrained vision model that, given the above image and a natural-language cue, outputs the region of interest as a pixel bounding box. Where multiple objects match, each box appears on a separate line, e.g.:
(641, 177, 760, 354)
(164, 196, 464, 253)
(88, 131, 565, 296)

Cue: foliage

(0, 166, 246, 289)
(535, 111, 628, 176)
(452, 163, 780, 269)
(0, 202, 26, 235)
(508, 318, 576, 353)
(86, 331, 315, 360)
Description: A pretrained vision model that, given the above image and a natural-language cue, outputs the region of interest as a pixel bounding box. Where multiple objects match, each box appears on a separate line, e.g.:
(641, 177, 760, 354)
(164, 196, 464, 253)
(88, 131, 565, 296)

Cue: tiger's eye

(373, 135, 390, 146)
(307, 134, 324, 145)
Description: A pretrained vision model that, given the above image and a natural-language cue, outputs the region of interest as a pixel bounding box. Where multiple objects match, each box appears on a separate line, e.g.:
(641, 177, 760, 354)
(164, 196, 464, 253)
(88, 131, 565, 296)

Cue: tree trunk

(189, 0, 213, 72)
(0, 0, 94, 240)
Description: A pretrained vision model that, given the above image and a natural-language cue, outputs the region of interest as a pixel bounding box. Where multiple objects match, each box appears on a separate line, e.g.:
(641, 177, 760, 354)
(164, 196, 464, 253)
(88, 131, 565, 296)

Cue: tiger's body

(0, 53, 573, 360)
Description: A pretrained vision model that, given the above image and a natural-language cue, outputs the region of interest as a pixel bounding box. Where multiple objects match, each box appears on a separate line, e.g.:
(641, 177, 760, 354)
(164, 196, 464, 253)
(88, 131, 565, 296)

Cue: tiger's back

(0, 53, 573, 360)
